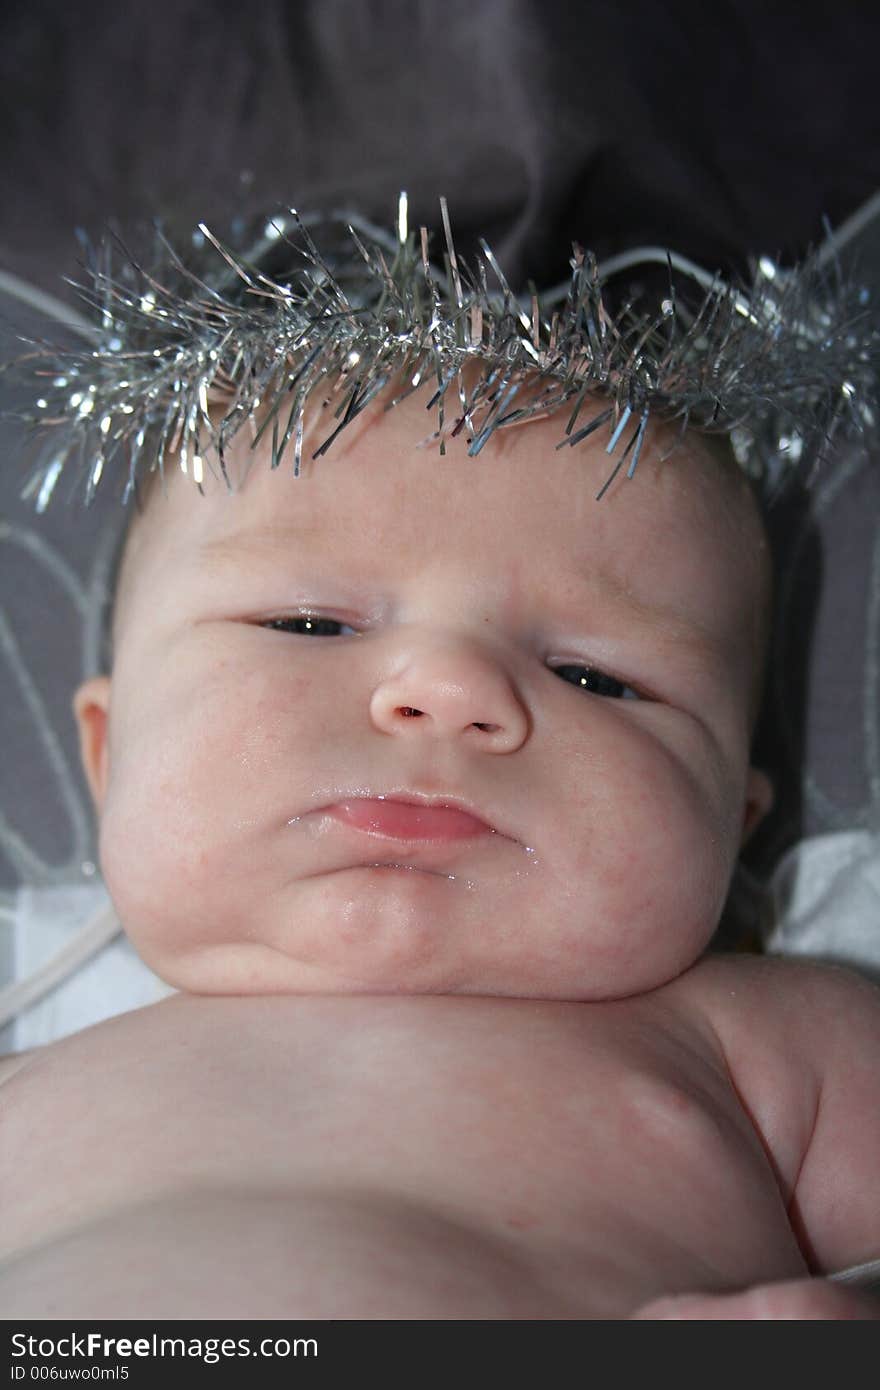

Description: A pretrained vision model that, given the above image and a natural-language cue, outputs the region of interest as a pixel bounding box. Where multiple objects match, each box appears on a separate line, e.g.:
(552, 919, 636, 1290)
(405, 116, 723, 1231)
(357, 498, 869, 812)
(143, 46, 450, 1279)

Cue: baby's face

(75, 387, 772, 1001)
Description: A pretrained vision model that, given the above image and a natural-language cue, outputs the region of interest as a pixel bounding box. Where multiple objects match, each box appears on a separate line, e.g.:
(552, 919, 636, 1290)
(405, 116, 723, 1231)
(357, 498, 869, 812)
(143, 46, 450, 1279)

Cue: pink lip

(325, 798, 493, 842)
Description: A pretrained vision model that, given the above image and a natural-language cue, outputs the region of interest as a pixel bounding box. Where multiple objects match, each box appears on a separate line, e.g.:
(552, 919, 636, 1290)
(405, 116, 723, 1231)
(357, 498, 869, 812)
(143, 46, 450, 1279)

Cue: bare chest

(0, 993, 805, 1311)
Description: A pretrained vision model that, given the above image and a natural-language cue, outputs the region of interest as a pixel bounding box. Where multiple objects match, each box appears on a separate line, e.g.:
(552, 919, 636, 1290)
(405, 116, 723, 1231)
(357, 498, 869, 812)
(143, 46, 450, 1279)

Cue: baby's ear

(740, 766, 774, 848)
(72, 676, 112, 813)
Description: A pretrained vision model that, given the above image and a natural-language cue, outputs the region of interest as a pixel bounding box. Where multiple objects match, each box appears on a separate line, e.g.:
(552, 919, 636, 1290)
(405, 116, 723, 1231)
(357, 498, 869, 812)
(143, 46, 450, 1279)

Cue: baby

(1, 337, 879, 1318)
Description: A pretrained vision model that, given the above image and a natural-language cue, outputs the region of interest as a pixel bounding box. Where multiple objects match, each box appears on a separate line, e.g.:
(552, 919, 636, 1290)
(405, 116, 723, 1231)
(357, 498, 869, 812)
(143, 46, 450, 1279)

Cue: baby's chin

(115, 851, 722, 1002)
(126, 933, 707, 1004)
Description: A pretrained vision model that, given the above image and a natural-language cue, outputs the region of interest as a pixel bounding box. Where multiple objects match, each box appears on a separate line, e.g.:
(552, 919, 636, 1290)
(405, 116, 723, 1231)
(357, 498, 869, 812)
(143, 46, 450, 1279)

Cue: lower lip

(325, 799, 493, 842)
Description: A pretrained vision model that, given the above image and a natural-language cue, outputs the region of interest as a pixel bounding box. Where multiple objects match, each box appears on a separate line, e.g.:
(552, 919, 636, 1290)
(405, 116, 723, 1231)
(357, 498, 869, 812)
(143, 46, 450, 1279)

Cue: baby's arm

(641, 958, 880, 1319)
(772, 963, 880, 1283)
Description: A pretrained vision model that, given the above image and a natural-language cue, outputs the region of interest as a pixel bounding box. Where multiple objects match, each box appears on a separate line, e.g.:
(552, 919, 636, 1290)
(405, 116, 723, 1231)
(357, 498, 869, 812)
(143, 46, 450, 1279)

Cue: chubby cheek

(544, 719, 738, 996)
(97, 655, 320, 981)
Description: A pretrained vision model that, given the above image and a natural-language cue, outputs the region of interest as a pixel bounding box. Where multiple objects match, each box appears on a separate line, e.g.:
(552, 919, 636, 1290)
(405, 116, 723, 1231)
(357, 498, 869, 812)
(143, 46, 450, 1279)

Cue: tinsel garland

(4, 194, 879, 511)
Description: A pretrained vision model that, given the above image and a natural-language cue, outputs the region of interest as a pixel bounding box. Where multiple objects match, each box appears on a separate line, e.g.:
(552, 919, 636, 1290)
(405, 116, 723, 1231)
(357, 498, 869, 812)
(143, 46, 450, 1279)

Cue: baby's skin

(2, 387, 878, 1318)
(2, 964, 880, 1318)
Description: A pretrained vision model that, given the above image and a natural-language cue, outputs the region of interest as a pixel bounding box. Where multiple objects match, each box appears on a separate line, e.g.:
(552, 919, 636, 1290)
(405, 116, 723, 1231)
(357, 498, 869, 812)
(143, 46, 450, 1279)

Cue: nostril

(394, 709, 499, 732)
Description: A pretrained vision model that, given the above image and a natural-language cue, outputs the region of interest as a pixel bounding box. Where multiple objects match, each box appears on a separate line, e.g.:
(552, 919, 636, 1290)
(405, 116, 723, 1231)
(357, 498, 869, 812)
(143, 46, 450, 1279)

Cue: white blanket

(9, 883, 172, 1051)
(764, 829, 880, 980)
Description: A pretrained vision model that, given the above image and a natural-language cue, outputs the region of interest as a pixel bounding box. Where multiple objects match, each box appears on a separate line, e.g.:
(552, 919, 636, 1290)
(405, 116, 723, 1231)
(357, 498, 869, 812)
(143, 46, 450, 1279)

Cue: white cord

(0, 269, 96, 339)
(829, 1256, 880, 1292)
(536, 245, 721, 312)
(0, 900, 122, 1030)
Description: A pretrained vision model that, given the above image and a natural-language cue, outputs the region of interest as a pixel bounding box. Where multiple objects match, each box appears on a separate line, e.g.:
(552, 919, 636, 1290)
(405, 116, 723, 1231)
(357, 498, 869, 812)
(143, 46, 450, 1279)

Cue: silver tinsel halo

(4, 193, 880, 512)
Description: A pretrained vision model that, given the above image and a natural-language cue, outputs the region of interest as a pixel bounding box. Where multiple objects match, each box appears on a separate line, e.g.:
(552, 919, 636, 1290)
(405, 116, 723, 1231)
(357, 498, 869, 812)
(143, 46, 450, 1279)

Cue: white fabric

(10, 883, 173, 1050)
(765, 830, 880, 976)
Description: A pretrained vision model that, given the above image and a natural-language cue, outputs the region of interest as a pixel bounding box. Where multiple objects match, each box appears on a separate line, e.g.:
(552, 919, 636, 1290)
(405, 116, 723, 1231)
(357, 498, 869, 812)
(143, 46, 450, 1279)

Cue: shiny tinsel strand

(4, 194, 879, 512)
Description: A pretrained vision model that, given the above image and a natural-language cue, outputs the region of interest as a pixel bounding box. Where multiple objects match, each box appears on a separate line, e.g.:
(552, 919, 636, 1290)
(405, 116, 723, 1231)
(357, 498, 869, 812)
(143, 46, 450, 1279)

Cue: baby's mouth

(323, 798, 495, 843)
(287, 796, 536, 883)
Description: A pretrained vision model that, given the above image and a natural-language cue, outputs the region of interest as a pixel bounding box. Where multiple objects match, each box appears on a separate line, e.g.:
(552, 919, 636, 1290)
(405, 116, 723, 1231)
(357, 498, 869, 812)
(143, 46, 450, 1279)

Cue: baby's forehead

(142, 400, 746, 576)
(148, 396, 729, 546)
(124, 397, 761, 667)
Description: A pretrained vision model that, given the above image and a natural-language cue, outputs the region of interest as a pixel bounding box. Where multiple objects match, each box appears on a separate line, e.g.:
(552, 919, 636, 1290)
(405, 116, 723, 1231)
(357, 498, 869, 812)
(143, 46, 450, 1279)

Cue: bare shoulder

(671, 954, 880, 1275)
(668, 951, 880, 1071)
(678, 951, 880, 1038)
(665, 953, 880, 1197)
(658, 950, 878, 1223)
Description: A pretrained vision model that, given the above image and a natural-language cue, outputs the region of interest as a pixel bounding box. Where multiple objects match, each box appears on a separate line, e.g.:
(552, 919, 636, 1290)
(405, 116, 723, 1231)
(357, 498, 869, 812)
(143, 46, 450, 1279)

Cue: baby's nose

(369, 639, 529, 753)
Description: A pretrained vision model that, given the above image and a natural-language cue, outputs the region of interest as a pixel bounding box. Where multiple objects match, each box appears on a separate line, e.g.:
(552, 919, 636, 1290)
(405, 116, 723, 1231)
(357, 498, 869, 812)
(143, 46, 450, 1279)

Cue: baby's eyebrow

(597, 589, 719, 652)
(197, 522, 322, 562)
(196, 524, 728, 659)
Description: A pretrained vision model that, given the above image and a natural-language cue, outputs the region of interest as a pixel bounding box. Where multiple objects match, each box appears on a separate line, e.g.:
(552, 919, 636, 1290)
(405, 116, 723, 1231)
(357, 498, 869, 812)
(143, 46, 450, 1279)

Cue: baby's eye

(553, 664, 641, 700)
(263, 616, 357, 637)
